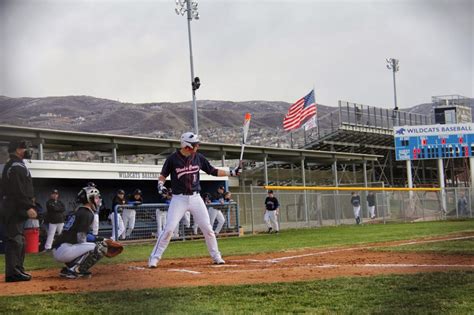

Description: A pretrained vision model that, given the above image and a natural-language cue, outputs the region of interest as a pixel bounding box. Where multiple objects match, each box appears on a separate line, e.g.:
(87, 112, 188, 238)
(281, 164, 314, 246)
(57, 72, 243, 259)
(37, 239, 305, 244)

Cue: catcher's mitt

(103, 239, 124, 258)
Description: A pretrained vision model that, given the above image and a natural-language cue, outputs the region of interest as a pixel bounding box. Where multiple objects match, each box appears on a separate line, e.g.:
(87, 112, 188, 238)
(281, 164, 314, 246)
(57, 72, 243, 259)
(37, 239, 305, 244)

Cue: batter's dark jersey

(161, 150, 218, 195)
(53, 206, 94, 248)
(265, 197, 279, 211)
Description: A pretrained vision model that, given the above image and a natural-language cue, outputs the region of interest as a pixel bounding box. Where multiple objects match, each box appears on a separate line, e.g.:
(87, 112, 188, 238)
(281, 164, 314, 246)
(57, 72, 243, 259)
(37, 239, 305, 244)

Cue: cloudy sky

(1, 0, 472, 108)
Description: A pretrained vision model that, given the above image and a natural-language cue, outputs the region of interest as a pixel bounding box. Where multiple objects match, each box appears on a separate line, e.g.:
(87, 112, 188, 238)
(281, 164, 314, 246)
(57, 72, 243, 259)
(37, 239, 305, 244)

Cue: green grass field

(1, 220, 473, 314)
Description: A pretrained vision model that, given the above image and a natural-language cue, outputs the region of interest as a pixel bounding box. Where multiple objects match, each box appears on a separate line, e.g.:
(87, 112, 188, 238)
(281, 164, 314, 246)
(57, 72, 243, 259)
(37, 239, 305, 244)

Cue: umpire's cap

(8, 140, 29, 153)
(268, 190, 274, 194)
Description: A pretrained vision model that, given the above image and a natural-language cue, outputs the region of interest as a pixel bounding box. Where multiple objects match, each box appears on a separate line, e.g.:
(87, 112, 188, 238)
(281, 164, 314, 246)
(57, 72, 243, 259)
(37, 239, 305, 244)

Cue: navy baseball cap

(8, 140, 29, 153)
(51, 189, 59, 194)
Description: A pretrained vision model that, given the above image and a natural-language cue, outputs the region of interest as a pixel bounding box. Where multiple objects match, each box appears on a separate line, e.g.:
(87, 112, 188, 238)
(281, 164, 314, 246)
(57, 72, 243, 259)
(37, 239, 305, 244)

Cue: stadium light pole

(386, 58, 399, 111)
(176, 0, 200, 135)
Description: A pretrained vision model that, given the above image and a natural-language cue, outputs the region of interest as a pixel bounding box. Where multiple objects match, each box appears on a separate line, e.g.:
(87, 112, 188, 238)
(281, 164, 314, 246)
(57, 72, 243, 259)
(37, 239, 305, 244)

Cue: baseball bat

(239, 112, 252, 168)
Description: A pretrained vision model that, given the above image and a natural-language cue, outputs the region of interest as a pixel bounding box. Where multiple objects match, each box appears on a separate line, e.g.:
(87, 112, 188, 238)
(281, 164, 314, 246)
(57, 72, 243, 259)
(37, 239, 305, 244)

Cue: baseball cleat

(59, 268, 80, 279)
(213, 257, 225, 265)
(267, 227, 273, 234)
(148, 257, 159, 268)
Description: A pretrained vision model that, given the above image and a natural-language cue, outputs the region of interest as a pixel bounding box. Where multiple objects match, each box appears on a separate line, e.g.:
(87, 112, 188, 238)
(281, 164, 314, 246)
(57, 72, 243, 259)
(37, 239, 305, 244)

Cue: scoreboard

(394, 123, 474, 161)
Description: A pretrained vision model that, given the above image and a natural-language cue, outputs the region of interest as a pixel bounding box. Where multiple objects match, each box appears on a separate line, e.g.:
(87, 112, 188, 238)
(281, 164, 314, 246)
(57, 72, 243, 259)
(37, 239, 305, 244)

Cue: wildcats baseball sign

(394, 123, 474, 138)
(394, 123, 474, 161)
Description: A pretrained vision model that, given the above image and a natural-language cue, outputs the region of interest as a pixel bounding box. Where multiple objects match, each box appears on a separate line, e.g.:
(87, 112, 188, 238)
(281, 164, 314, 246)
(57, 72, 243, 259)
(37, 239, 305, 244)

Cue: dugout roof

(0, 124, 381, 165)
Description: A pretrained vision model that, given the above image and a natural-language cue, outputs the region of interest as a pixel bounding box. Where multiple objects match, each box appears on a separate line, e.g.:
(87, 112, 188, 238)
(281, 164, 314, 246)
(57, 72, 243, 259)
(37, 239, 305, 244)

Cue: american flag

(283, 90, 317, 131)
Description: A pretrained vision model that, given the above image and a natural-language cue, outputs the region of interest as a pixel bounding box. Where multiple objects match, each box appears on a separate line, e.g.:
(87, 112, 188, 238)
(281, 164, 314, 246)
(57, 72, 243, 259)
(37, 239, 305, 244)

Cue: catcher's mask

(180, 132, 200, 149)
(77, 186, 102, 211)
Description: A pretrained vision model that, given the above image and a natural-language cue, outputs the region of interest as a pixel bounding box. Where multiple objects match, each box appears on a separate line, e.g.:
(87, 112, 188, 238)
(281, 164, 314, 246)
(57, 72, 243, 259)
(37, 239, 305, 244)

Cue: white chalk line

(164, 235, 474, 276)
(246, 235, 474, 264)
(201, 263, 474, 275)
(397, 235, 474, 246)
(167, 262, 474, 276)
(168, 269, 202, 274)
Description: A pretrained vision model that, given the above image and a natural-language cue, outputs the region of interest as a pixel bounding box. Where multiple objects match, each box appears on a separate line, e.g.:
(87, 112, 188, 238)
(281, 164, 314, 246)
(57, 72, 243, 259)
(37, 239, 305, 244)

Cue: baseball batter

(148, 132, 240, 267)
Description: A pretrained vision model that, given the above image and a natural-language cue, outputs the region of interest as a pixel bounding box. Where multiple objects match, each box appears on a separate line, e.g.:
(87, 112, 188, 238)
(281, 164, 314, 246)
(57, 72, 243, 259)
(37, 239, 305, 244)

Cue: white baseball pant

(368, 206, 375, 219)
(53, 242, 96, 263)
(122, 209, 136, 238)
(353, 206, 361, 219)
(109, 212, 125, 241)
(173, 210, 191, 237)
(208, 207, 225, 234)
(155, 209, 167, 237)
(91, 213, 99, 236)
(264, 210, 279, 231)
(44, 223, 64, 250)
(150, 193, 222, 262)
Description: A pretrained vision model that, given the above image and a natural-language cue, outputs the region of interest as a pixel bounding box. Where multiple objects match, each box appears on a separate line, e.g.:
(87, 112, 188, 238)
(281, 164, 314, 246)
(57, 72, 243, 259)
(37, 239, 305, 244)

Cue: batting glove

(230, 166, 241, 177)
(157, 181, 168, 195)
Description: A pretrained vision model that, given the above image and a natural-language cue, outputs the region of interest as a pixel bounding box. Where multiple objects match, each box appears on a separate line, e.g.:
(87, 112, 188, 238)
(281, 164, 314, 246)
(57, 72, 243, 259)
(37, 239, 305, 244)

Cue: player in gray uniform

(52, 186, 107, 279)
(148, 132, 240, 268)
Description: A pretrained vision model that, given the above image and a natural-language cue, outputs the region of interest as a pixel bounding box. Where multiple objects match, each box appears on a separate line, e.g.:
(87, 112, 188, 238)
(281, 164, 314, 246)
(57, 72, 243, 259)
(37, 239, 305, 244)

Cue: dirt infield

(1, 234, 473, 296)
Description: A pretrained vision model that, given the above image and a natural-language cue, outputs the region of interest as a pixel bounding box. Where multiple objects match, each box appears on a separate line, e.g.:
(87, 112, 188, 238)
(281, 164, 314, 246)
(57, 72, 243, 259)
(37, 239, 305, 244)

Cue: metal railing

(102, 202, 240, 241)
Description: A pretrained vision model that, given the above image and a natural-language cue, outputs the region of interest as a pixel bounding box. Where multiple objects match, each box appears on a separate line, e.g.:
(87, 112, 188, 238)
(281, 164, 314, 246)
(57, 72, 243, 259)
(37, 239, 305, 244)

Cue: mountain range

(0, 95, 472, 147)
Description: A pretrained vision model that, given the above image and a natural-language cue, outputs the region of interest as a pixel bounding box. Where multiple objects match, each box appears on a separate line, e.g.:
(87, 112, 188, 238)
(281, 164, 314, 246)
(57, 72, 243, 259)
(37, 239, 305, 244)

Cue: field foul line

(246, 235, 474, 264)
(168, 269, 202, 274)
(396, 235, 474, 246)
(204, 263, 474, 275)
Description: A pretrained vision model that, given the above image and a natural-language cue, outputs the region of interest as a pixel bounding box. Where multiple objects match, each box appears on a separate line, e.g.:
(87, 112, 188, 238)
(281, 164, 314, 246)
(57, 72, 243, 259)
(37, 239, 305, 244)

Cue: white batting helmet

(180, 132, 200, 149)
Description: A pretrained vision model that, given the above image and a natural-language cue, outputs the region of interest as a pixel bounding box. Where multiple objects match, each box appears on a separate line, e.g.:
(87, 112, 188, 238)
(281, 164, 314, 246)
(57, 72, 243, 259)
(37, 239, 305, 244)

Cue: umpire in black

(1, 140, 37, 282)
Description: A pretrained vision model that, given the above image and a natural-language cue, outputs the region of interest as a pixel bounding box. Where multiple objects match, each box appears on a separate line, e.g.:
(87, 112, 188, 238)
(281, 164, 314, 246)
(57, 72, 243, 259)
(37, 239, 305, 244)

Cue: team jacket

(0, 155, 35, 221)
(45, 199, 66, 224)
(112, 196, 127, 212)
(366, 194, 376, 207)
(351, 196, 361, 207)
(265, 197, 279, 211)
(161, 150, 218, 195)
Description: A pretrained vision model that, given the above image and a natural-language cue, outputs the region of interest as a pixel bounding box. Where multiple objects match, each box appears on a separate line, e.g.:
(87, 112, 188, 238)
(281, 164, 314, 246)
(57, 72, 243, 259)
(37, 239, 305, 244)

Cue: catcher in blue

(148, 132, 241, 268)
(52, 186, 123, 279)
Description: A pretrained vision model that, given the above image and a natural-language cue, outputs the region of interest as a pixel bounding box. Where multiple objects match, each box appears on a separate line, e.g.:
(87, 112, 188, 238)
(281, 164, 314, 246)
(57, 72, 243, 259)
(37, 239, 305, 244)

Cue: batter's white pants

(109, 212, 125, 241)
(174, 211, 191, 237)
(44, 223, 64, 250)
(353, 206, 361, 219)
(91, 213, 99, 236)
(208, 207, 225, 234)
(53, 242, 96, 263)
(150, 193, 222, 261)
(155, 209, 167, 237)
(122, 209, 136, 238)
(264, 210, 279, 231)
(368, 206, 375, 219)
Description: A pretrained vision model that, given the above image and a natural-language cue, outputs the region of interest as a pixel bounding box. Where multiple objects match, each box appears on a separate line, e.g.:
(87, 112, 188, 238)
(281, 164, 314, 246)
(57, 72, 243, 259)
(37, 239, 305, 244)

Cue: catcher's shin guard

(71, 244, 106, 274)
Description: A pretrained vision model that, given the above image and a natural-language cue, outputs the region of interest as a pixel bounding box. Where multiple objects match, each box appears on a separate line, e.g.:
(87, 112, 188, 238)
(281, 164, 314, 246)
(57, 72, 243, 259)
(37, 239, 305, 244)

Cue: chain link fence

(96, 188, 473, 240)
(233, 186, 473, 234)
(99, 202, 240, 241)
